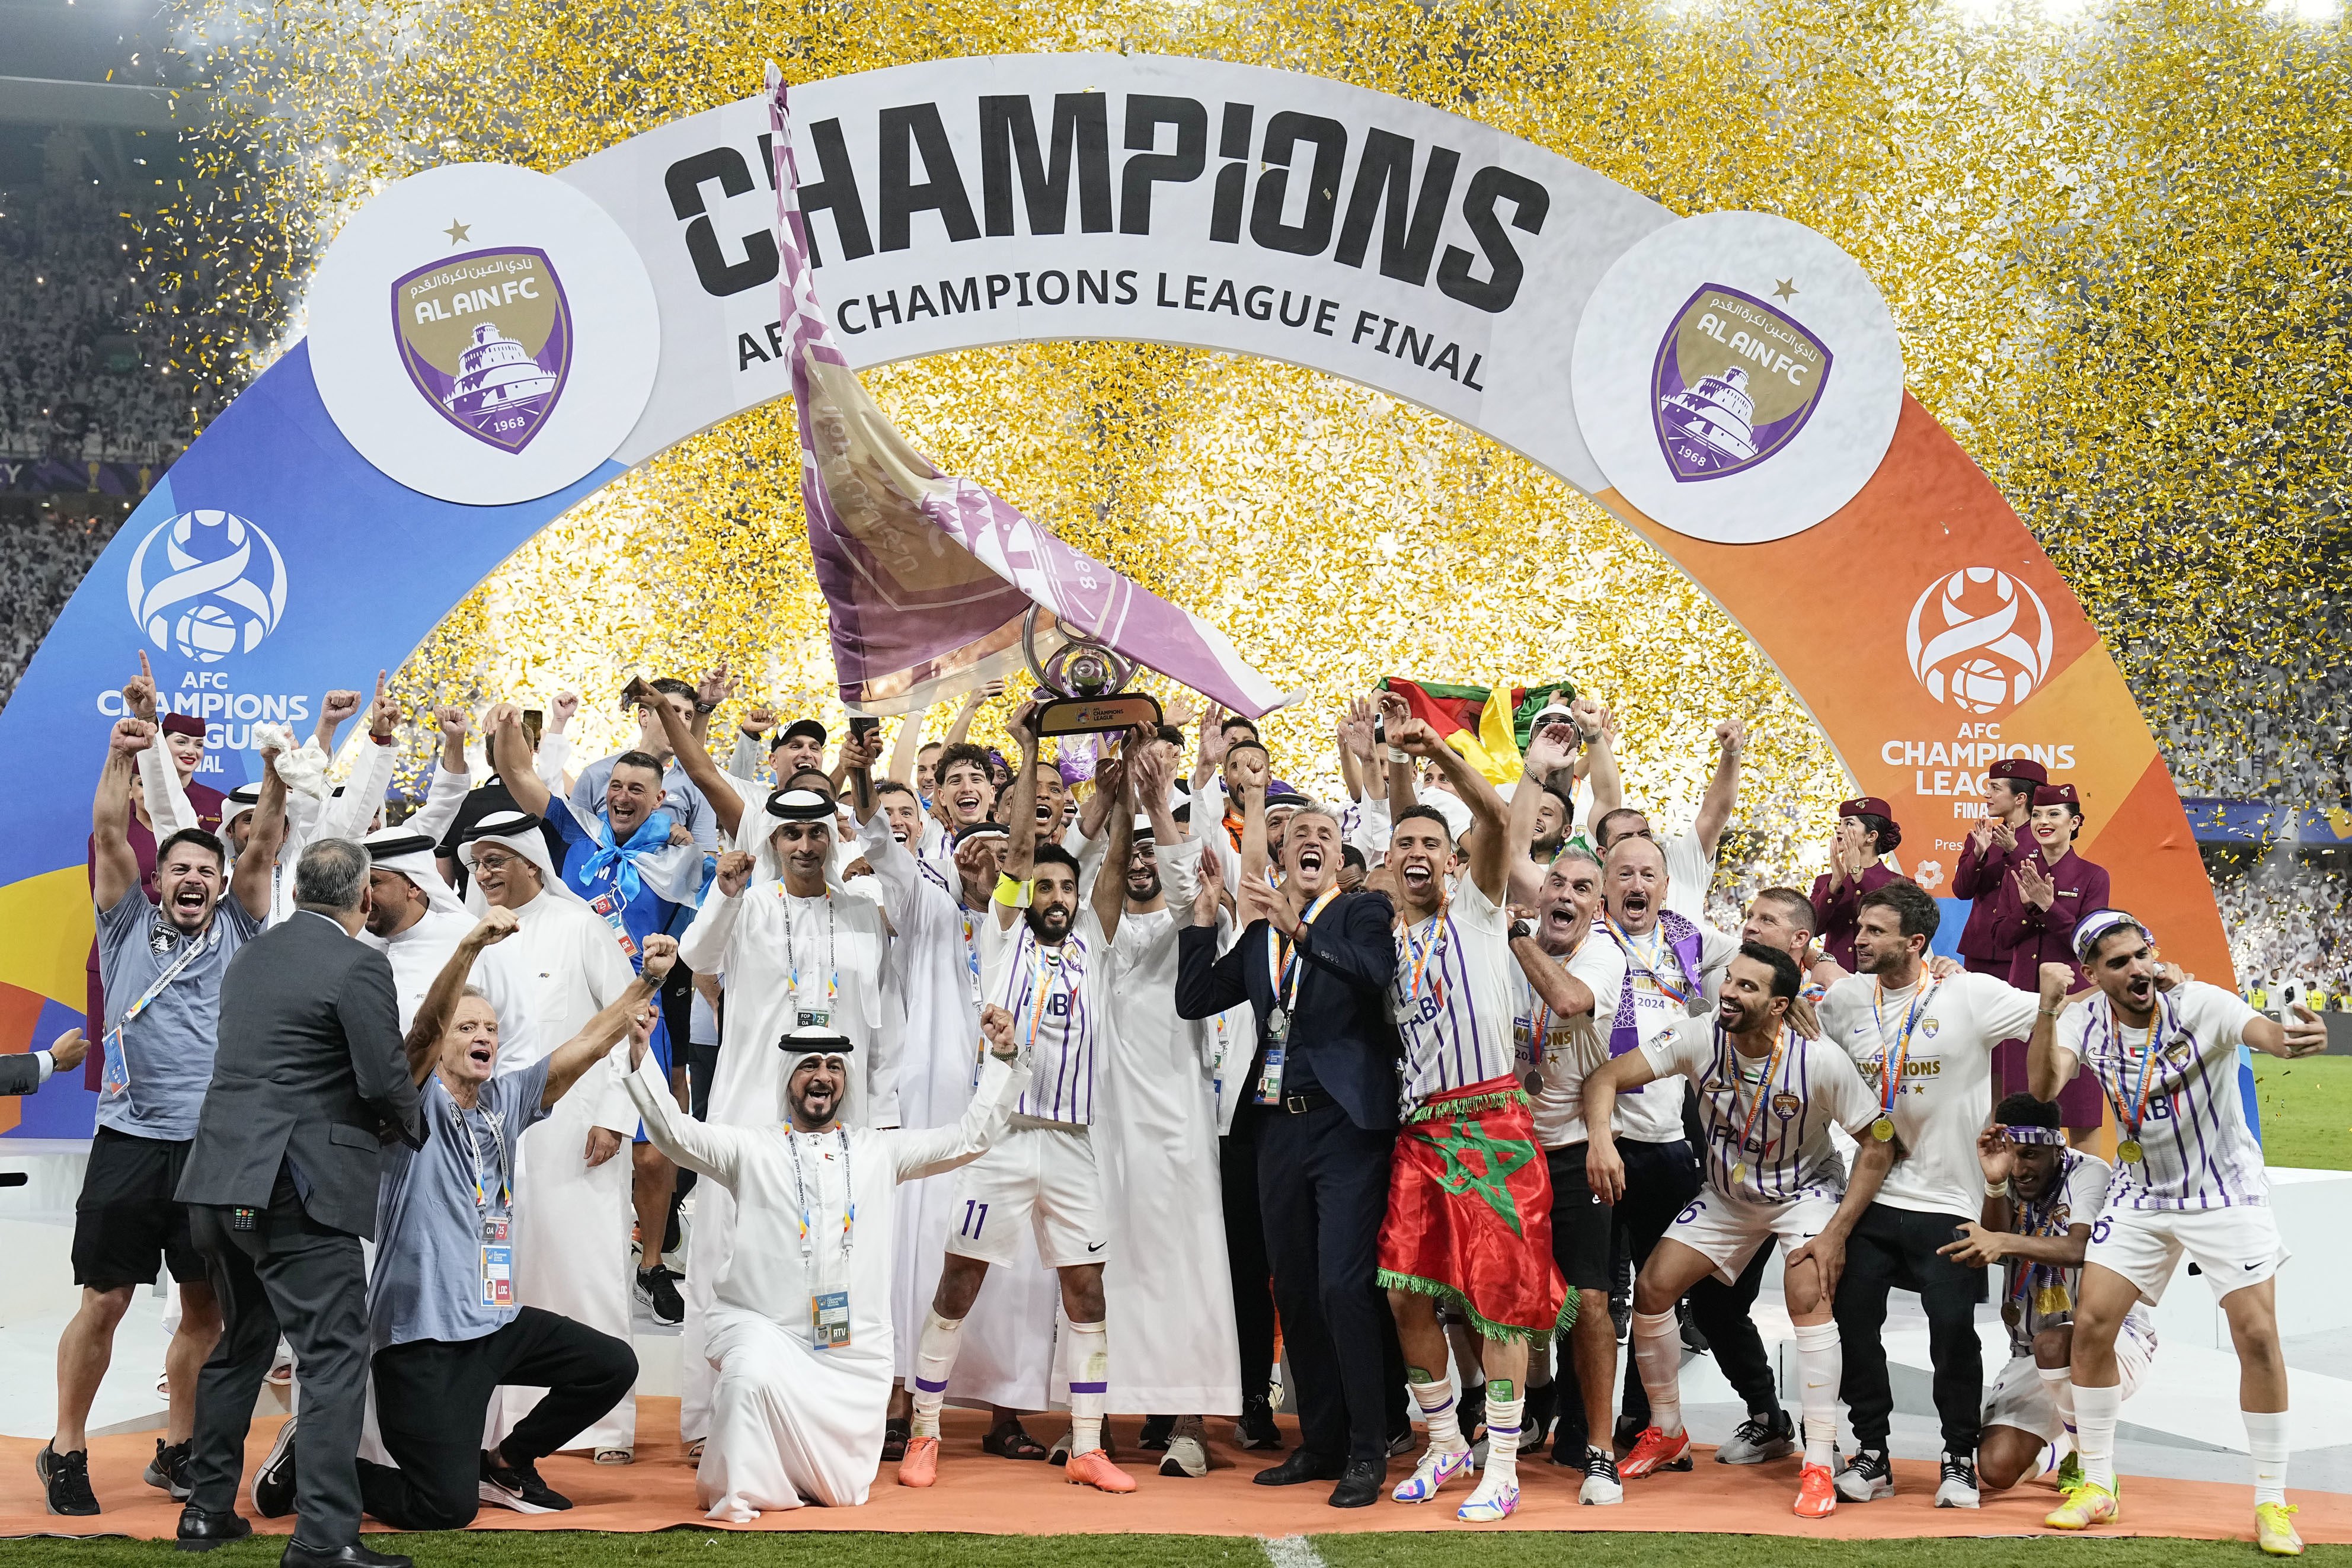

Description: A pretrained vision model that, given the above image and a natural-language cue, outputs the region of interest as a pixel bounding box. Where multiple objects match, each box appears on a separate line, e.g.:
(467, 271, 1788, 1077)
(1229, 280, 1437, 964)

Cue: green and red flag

(1379, 677, 1578, 784)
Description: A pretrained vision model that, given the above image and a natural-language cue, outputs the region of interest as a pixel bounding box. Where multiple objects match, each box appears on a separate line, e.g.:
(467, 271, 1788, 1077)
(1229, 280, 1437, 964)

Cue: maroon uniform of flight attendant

(83, 712, 225, 1089)
(1990, 782, 2110, 1124)
(1950, 757, 2046, 977)
(1810, 796, 1902, 974)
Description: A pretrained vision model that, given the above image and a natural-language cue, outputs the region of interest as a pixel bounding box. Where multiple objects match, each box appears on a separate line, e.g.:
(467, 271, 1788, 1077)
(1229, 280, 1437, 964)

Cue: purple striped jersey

(2062, 980, 2268, 1211)
(1641, 1015, 1881, 1205)
(1391, 874, 1519, 1109)
(980, 908, 1105, 1125)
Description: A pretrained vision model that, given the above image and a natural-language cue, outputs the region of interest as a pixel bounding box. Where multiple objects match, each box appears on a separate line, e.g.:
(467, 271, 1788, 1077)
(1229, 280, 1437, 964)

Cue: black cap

(772, 718, 827, 750)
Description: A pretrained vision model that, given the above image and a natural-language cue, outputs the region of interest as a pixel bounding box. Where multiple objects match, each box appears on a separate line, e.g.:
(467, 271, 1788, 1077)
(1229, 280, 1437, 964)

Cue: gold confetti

(146, 0, 2352, 897)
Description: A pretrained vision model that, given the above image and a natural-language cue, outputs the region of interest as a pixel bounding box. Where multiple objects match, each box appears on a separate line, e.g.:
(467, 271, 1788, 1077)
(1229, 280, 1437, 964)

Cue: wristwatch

(1509, 919, 1535, 942)
(694, 700, 717, 715)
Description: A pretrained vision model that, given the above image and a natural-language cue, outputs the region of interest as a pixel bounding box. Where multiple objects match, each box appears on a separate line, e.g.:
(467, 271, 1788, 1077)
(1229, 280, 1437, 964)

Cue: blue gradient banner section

(0, 342, 622, 1135)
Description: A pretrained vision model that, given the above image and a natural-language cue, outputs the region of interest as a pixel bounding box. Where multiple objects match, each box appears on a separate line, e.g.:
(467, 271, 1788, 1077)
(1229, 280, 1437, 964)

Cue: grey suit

(177, 910, 421, 1549)
(0, 1051, 44, 1096)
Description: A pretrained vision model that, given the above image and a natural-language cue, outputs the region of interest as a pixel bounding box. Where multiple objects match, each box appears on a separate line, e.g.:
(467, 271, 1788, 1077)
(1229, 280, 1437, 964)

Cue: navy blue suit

(1178, 889, 1402, 1464)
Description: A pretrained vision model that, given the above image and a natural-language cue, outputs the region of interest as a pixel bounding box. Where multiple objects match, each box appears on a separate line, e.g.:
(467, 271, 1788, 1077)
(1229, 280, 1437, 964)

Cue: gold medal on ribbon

(1731, 1161, 1748, 1185)
(2117, 1138, 2144, 1163)
(1871, 1116, 1896, 1142)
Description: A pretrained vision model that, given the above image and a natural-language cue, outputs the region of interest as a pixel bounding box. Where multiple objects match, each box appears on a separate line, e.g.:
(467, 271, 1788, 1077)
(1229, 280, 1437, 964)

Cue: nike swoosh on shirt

(1087, 1241, 1107, 1253)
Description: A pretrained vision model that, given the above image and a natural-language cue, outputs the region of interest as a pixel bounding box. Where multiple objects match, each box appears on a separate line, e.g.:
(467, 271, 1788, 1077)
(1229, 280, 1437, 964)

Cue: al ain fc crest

(1652, 284, 1832, 481)
(391, 247, 573, 452)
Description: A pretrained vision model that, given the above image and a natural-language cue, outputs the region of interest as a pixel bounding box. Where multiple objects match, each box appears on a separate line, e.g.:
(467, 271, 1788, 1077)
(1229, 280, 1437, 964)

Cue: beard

(1025, 902, 1075, 941)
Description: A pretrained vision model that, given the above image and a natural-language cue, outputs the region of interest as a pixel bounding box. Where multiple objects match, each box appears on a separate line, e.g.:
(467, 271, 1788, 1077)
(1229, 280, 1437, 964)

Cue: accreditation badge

(480, 1216, 514, 1309)
(1254, 1047, 1286, 1106)
(810, 1289, 851, 1351)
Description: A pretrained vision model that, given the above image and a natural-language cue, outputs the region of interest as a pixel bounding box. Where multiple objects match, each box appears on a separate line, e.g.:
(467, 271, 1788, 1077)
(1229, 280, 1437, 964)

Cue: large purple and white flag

(765, 66, 1281, 719)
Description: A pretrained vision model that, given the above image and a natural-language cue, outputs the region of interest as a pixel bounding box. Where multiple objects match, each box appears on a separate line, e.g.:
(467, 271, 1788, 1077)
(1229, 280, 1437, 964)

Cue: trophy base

(1033, 692, 1164, 737)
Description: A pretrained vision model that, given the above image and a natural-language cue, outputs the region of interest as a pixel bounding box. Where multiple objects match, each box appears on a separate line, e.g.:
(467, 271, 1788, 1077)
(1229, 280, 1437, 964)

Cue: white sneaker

(1579, 1448, 1624, 1505)
(1159, 1435, 1208, 1477)
(1936, 1452, 1980, 1509)
(1838, 1447, 1893, 1502)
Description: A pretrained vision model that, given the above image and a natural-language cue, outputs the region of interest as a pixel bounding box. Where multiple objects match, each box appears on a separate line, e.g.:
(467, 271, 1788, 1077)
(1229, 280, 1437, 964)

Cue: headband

(2002, 1125, 2067, 1147)
(2071, 907, 2150, 962)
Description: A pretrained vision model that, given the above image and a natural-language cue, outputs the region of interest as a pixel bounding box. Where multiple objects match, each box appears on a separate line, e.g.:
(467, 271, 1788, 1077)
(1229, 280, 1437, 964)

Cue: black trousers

(1835, 1202, 1989, 1454)
(1254, 1099, 1397, 1464)
(358, 1307, 637, 1530)
(188, 1175, 370, 1551)
(1688, 1240, 1782, 1417)
(1612, 1137, 1701, 1428)
(686, 1041, 721, 1121)
(1220, 1124, 1276, 1407)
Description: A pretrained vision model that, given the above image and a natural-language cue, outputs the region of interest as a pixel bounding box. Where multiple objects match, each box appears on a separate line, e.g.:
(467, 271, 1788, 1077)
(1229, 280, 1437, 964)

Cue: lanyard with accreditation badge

(1257, 885, 1341, 1105)
(459, 1103, 515, 1309)
(787, 1126, 857, 1349)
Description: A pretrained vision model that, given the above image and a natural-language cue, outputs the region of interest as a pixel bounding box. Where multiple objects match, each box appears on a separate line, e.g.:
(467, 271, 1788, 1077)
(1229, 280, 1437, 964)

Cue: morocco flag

(1380, 677, 1578, 784)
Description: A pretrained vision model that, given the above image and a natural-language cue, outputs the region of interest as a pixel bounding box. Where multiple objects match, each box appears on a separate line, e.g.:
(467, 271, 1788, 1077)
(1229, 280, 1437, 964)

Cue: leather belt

(1280, 1092, 1332, 1115)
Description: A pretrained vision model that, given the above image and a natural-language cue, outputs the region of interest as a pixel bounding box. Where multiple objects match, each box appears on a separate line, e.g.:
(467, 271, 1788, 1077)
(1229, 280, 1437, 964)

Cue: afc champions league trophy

(1020, 605, 1165, 737)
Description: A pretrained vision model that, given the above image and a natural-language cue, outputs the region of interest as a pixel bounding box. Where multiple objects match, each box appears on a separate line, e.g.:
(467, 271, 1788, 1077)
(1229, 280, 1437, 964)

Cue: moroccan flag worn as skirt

(1376, 1076, 1567, 1341)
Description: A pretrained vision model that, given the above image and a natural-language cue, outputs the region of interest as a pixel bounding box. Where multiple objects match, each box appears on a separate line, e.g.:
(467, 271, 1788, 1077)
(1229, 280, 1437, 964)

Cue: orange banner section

(1603, 393, 2229, 984)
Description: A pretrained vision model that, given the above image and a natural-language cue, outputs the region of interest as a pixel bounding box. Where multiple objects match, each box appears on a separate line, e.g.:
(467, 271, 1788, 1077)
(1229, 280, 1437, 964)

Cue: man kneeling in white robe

(625, 1007, 1031, 1518)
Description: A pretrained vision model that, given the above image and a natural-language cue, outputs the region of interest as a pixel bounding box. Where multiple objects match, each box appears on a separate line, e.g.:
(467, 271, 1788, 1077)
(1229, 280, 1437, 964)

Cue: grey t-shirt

(370, 1057, 551, 1351)
(94, 885, 262, 1142)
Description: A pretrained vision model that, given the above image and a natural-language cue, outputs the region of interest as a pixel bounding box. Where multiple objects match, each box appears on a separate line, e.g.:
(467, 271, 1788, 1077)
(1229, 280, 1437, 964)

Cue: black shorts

(1545, 1142, 1615, 1293)
(73, 1127, 205, 1292)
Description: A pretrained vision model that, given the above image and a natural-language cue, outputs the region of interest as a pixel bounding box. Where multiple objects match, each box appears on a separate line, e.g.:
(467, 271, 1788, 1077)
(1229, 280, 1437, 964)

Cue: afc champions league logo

(391, 247, 573, 452)
(124, 509, 289, 664)
(1906, 567, 2054, 715)
(1651, 284, 1832, 482)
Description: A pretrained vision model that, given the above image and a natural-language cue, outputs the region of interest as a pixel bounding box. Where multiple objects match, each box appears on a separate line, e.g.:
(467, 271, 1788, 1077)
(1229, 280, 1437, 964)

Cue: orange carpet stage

(4, 1402, 2343, 1545)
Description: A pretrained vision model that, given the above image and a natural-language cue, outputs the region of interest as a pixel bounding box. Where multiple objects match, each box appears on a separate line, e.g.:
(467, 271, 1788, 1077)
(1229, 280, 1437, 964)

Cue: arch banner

(0, 53, 2220, 1136)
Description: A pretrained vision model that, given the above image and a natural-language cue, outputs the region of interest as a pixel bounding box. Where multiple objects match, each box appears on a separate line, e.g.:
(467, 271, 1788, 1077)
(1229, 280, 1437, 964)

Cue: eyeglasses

(472, 852, 521, 872)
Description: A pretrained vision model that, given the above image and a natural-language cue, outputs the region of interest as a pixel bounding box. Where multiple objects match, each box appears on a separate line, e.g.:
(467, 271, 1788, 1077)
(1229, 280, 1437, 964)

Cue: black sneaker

(254, 1420, 299, 1518)
(1715, 1409, 1797, 1465)
(1235, 1394, 1283, 1451)
(1936, 1451, 1981, 1509)
(145, 1436, 193, 1500)
(1523, 1381, 1559, 1451)
(1456, 1381, 1488, 1444)
(1138, 1415, 1176, 1451)
(479, 1448, 572, 1513)
(37, 1443, 98, 1516)
(636, 1265, 684, 1326)
(1836, 1445, 1894, 1503)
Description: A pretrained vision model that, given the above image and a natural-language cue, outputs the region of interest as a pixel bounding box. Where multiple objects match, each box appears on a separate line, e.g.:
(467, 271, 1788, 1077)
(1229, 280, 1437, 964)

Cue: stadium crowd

(0, 178, 200, 466)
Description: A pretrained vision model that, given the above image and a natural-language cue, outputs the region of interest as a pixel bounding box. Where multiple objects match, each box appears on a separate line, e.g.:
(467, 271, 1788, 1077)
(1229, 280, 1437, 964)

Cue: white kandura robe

(676, 874, 889, 1442)
(1156, 836, 1254, 1134)
(627, 1045, 1030, 1518)
(1094, 894, 1242, 1415)
(366, 905, 544, 1053)
(854, 810, 1060, 1411)
(490, 886, 643, 1452)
